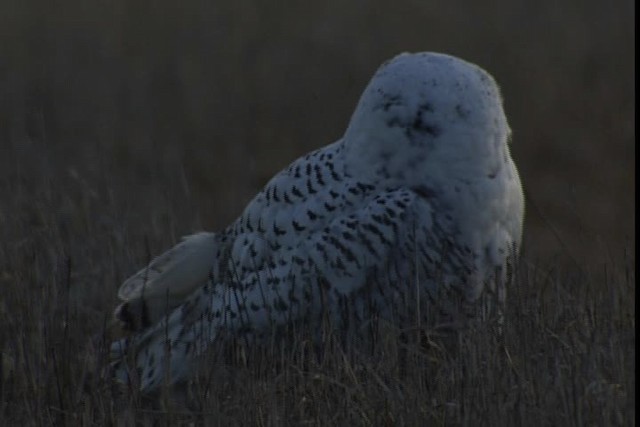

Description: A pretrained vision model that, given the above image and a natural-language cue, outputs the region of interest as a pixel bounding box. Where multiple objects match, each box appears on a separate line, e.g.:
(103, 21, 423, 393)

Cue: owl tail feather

(110, 294, 218, 393)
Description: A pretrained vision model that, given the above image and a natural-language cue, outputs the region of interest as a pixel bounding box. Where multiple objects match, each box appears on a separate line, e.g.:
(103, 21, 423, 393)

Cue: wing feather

(114, 232, 218, 331)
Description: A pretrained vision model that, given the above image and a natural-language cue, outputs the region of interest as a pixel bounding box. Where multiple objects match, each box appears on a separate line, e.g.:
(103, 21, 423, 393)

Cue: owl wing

(114, 232, 219, 331)
(110, 188, 435, 392)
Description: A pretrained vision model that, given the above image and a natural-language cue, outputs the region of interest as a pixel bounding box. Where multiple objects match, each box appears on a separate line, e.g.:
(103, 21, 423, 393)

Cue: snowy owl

(110, 52, 524, 393)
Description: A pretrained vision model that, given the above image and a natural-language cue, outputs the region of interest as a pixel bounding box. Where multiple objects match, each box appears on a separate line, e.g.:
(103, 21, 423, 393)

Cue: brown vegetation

(0, 0, 634, 425)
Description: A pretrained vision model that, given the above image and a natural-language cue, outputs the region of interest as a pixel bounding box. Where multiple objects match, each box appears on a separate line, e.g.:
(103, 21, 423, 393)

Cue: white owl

(110, 52, 524, 393)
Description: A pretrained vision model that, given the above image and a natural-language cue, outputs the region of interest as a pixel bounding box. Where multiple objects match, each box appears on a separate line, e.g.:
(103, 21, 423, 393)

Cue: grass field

(0, 0, 634, 425)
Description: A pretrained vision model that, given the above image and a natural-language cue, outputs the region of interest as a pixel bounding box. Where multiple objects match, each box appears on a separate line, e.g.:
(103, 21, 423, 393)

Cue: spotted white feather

(110, 52, 524, 392)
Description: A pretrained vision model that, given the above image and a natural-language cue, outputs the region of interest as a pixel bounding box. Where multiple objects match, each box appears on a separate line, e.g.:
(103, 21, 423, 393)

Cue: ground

(0, 0, 634, 425)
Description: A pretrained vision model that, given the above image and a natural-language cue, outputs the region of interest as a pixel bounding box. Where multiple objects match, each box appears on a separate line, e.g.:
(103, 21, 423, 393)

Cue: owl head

(343, 52, 512, 190)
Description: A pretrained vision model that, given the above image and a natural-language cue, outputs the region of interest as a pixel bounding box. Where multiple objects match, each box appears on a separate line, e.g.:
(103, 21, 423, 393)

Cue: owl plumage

(110, 52, 524, 393)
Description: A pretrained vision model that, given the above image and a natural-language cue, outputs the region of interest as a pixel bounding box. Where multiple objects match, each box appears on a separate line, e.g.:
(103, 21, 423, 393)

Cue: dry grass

(0, 0, 634, 425)
(0, 190, 634, 425)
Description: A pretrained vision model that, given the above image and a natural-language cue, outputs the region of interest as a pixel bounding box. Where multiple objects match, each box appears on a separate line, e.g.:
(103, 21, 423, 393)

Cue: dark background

(1, 0, 634, 266)
(0, 2, 634, 424)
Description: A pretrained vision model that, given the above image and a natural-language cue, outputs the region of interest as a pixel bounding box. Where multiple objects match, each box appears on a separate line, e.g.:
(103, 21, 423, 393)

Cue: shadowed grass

(0, 0, 634, 424)
(0, 148, 634, 424)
